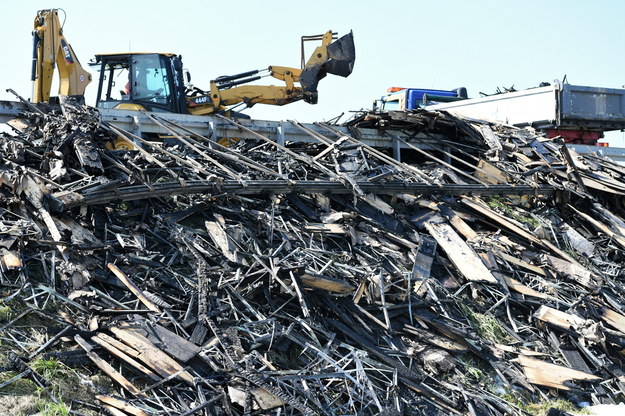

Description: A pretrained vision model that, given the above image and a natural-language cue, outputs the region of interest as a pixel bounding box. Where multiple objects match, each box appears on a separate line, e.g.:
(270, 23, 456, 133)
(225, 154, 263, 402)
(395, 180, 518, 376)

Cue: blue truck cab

(375, 87, 468, 111)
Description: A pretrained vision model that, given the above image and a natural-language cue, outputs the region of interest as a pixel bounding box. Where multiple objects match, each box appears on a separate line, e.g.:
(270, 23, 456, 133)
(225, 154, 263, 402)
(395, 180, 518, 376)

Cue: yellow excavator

(31, 9, 92, 103)
(31, 9, 355, 116)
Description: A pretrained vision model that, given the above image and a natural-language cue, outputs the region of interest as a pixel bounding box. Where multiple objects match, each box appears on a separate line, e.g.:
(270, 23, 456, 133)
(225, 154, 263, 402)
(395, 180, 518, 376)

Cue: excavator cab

(92, 53, 187, 113)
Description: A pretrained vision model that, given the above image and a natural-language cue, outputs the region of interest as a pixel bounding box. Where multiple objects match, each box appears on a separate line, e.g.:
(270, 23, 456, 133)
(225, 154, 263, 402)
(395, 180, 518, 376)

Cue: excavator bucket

(300, 31, 355, 104)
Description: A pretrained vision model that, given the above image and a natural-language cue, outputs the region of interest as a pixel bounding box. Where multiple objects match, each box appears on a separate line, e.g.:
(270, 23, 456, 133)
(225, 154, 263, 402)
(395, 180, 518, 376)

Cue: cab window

(130, 54, 171, 105)
(95, 54, 172, 111)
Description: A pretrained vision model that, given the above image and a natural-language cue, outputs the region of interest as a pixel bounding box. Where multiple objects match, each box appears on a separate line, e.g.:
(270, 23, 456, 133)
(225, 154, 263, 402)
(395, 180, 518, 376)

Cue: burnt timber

(2, 99, 625, 415)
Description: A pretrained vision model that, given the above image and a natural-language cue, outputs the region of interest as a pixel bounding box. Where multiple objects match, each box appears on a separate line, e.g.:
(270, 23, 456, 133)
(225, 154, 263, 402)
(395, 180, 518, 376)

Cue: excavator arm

(31, 9, 91, 103)
(187, 66, 303, 115)
(186, 30, 354, 116)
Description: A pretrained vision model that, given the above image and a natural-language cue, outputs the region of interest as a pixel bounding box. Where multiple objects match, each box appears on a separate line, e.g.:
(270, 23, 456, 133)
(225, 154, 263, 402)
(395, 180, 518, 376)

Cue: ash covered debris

(0, 101, 625, 415)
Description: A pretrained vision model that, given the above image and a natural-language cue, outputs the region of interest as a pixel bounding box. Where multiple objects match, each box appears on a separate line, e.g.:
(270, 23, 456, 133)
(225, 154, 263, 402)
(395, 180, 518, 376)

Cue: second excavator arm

(186, 30, 355, 116)
(31, 8, 91, 103)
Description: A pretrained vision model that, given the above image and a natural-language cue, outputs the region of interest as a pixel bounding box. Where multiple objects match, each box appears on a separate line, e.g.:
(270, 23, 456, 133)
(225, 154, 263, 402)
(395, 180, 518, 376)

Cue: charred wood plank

(514, 355, 601, 391)
(135, 322, 201, 364)
(107, 263, 162, 313)
(109, 327, 195, 385)
(299, 272, 355, 294)
(91, 333, 161, 382)
(424, 220, 498, 284)
(74, 335, 143, 396)
(96, 395, 150, 416)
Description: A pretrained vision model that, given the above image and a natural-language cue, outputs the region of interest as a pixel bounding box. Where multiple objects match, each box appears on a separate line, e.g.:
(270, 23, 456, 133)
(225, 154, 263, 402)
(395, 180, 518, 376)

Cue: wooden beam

(514, 355, 601, 390)
(534, 305, 584, 331)
(495, 251, 546, 277)
(110, 327, 195, 385)
(96, 395, 150, 416)
(92, 333, 161, 382)
(503, 276, 550, 300)
(107, 263, 162, 313)
(300, 273, 355, 294)
(424, 220, 497, 284)
(75, 335, 142, 396)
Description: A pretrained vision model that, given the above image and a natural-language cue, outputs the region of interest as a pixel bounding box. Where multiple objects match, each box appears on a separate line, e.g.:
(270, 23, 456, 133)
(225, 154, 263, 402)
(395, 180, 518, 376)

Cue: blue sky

(3, 0, 625, 144)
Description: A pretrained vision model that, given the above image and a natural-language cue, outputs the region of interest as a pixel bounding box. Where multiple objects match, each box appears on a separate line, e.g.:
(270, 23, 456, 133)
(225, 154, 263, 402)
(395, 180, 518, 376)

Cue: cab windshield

(95, 54, 172, 111)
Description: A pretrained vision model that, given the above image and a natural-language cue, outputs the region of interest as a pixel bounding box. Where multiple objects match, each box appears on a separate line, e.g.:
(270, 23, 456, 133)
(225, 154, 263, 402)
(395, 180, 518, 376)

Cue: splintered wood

(514, 355, 602, 391)
(2, 101, 625, 415)
(424, 220, 498, 284)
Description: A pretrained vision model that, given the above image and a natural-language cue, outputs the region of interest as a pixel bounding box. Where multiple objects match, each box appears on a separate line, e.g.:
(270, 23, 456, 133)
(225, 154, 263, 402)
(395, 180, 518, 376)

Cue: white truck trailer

(427, 81, 625, 145)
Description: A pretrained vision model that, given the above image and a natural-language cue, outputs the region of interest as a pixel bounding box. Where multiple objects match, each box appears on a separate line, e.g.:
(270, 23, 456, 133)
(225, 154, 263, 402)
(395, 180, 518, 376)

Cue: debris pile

(1, 103, 625, 415)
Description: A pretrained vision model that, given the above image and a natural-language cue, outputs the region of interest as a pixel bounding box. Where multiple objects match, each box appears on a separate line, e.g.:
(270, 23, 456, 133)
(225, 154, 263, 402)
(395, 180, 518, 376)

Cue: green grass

(486, 196, 540, 229)
(37, 400, 71, 416)
(0, 308, 103, 415)
(457, 357, 488, 384)
(29, 358, 97, 413)
(500, 393, 591, 416)
(32, 358, 64, 381)
(526, 399, 590, 415)
(459, 304, 513, 344)
(0, 368, 71, 416)
(0, 304, 12, 322)
(0, 371, 38, 395)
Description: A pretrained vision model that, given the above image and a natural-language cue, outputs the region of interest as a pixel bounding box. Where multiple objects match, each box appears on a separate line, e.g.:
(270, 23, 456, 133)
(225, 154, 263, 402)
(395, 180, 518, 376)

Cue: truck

(374, 87, 468, 111)
(426, 81, 625, 145)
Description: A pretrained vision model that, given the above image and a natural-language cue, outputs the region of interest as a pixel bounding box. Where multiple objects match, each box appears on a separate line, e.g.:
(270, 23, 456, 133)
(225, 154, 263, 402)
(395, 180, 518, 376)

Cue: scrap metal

(0, 100, 624, 415)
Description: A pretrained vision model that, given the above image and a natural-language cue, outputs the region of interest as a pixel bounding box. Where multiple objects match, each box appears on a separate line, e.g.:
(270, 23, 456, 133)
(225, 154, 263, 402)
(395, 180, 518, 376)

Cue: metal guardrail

(3, 100, 625, 163)
(89, 109, 625, 165)
(96, 108, 430, 149)
(568, 144, 625, 164)
(55, 180, 557, 210)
